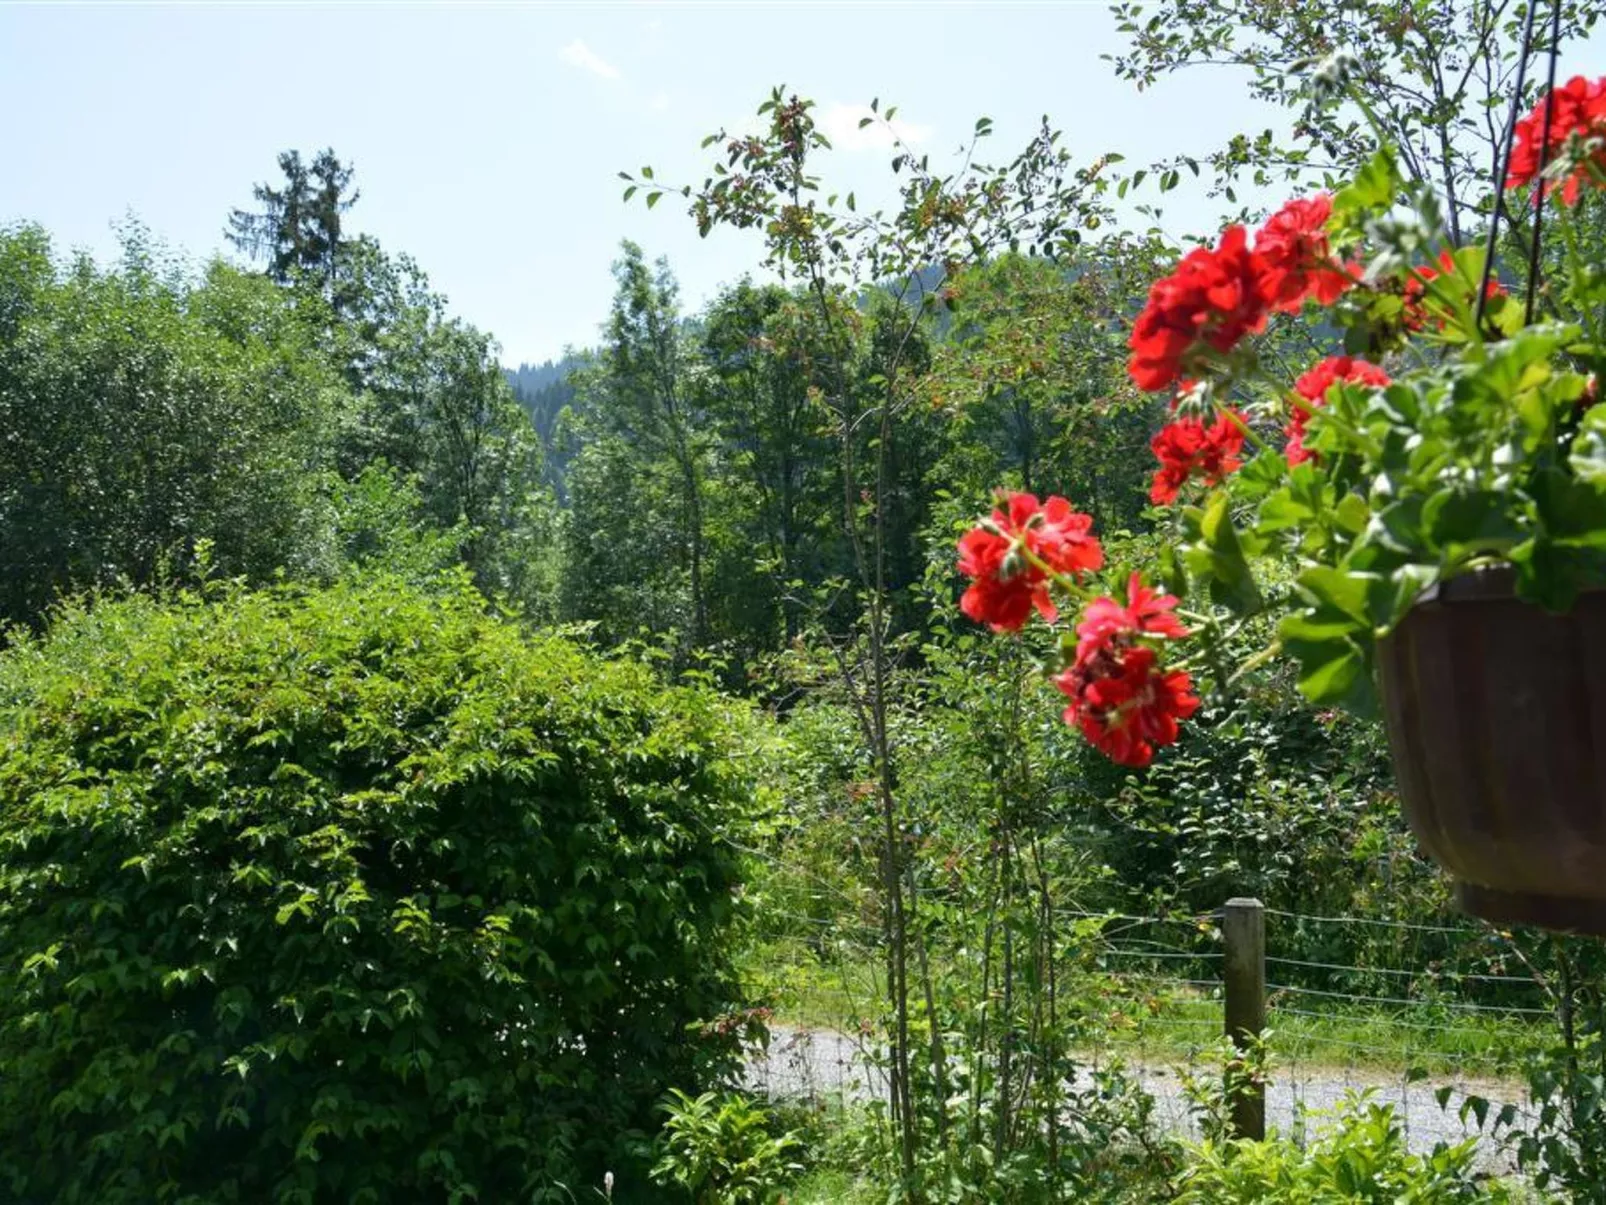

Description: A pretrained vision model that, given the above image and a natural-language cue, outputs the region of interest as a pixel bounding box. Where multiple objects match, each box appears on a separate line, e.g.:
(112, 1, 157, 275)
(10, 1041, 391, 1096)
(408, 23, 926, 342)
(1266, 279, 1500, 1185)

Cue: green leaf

(1370, 496, 1428, 556)
(1423, 488, 1526, 557)
(1572, 404, 1606, 485)
(1292, 637, 1365, 704)
(1186, 492, 1261, 613)
(1157, 543, 1188, 601)
(1279, 605, 1378, 713)
(1534, 467, 1606, 545)
(1278, 612, 1362, 643)
(1255, 487, 1318, 533)
(1333, 492, 1370, 536)
(1333, 147, 1402, 219)
(1294, 565, 1369, 625)
(1232, 448, 1287, 501)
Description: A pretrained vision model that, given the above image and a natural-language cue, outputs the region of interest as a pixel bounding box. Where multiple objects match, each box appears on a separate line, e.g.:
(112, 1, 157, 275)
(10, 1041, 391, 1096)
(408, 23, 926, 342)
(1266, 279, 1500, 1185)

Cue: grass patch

(748, 942, 1546, 1080)
(786, 1168, 883, 1205)
(743, 940, 885, 1030)
(1092, 976, 1544, 1080)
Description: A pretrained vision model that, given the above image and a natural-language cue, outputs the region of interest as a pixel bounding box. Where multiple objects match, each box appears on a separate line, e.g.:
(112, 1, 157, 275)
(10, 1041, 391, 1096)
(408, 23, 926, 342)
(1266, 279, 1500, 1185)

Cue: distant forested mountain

(507, 354, 591, 499)
(507, 358, 574, 396)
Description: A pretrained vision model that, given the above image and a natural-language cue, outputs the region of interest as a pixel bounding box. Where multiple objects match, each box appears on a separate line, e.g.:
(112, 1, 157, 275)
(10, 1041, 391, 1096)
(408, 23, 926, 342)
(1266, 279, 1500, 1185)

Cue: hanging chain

(1476, 0, 1567, 326)
(1525, 0, 1566, 323)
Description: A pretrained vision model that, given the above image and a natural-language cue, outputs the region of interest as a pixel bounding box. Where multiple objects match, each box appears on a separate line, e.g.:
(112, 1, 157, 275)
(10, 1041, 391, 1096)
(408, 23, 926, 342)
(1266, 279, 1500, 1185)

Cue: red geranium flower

(1076, 572, 1190, 656)
(1128, 225, 1269, 392)
(1055, 643, 1200, 768)
(1149, 411, 1247, 504)
(1253, 194, 1353, 313)
(1402, 250, 1507, 332)
(956, 492, 1103, 632)
(1506, 75, 1606, 205)
(1286, 356, 1390, 466)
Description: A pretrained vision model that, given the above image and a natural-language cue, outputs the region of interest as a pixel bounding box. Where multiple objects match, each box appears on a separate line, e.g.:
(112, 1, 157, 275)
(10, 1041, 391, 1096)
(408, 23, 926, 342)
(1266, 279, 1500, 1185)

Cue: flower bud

(1308, 50, 1361, 102)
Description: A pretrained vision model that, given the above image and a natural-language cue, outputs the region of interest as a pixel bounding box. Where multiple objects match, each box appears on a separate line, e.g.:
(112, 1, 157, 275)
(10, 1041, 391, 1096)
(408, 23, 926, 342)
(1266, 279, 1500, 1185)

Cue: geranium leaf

(1423, 488, 1526, 556)
(1232, 448, 1287, 501)
(1333, 147, 1402, 223)
(1256, 487, 1318, 533)
(1279, 621, 1368, 709)
(1570, 405, 1606, 486)
(1294, 565, 1369, 625)
(1190, 491, 1261, 614)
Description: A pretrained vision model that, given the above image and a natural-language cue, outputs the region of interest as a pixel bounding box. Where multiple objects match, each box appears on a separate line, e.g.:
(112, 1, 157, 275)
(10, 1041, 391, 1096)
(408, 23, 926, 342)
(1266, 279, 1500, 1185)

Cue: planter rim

(1413, 564, 1606, 607)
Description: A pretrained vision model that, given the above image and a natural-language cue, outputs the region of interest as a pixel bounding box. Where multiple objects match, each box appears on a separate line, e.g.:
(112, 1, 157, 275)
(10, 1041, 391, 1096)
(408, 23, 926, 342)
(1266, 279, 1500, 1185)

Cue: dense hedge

(0, 574, 757, 1203)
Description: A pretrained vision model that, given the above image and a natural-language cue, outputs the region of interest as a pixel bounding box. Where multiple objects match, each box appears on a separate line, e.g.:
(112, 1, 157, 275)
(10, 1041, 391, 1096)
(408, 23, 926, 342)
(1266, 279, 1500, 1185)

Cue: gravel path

(748, 1025, 1533, 1166)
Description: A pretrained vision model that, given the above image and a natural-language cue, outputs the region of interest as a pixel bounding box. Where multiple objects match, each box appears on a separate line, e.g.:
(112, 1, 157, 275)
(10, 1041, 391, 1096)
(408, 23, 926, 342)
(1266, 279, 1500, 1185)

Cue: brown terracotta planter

(1378, 568, 1606, 934)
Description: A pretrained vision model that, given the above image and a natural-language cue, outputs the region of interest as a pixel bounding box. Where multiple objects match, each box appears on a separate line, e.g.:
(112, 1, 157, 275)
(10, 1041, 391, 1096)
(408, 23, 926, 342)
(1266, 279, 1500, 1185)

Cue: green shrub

(649, 1089, 805, 1204)
(1174, 1093, 1508, 1204)
(0, 572, 758, 1203)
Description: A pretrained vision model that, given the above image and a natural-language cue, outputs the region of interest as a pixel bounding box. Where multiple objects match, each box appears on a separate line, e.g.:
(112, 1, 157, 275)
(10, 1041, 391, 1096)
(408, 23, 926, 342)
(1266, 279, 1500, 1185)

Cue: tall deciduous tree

(1108, 0, 1604, 243)
(0, 223, 341, 627)
(224, 138, 556, 609)
(633, 90, 1119, 1187)
(325, 236, 547, 598)
(567, 243, 710, 650)
(699, 281, 837, 640)
(926, 253, 1154, 528)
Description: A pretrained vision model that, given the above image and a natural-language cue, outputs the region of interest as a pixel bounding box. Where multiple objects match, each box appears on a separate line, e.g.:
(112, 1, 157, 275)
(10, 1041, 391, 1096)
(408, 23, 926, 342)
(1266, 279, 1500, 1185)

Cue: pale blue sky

(0, 1, 1547, 366)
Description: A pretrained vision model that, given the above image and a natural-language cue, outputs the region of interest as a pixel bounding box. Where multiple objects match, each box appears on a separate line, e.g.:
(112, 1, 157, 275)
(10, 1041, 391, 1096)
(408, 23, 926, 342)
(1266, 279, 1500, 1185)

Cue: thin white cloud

(560, 39, 620, 81)
(818, 103, 932, 152)
(649, 91, 671, 113)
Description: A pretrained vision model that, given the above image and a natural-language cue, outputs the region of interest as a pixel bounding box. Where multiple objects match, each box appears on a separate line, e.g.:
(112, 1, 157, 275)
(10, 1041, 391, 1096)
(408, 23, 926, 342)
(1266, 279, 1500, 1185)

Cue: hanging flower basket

(1379, 569, 1606, 934)
(952, 46, 1606, 934)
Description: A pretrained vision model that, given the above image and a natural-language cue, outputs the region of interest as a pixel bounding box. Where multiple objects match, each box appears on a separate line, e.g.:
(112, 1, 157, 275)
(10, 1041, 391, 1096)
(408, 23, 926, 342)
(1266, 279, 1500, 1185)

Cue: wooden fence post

(1222, 896, 1266, 1140)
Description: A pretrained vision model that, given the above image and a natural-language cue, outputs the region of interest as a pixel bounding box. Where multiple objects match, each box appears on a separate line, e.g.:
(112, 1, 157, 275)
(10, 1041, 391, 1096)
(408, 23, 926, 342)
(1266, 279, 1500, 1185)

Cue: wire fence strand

(754, 898, 1553, 1166)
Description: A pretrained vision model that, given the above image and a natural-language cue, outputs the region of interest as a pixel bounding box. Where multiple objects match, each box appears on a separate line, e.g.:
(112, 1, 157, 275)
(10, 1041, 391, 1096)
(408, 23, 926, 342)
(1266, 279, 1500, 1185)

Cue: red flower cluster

(1127, 195, 1352, 393)
(1127, 226, 1267, 392)
(1075, 572, 1190, 650)
(1285, 356, 1390, 466)
(956, 492, 1103, 632)
(1254, 195, 1353, 314)
(1149, 411, 1247, 504)
(1506, 75, 1606, 205)
(1402, 250, 1508, 332)
(1055, 574, 1199, 767)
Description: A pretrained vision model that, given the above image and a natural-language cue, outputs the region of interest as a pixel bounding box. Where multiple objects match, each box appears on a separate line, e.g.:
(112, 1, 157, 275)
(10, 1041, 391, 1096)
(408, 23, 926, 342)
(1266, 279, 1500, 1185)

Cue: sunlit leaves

(0, 574, 760, 1201)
